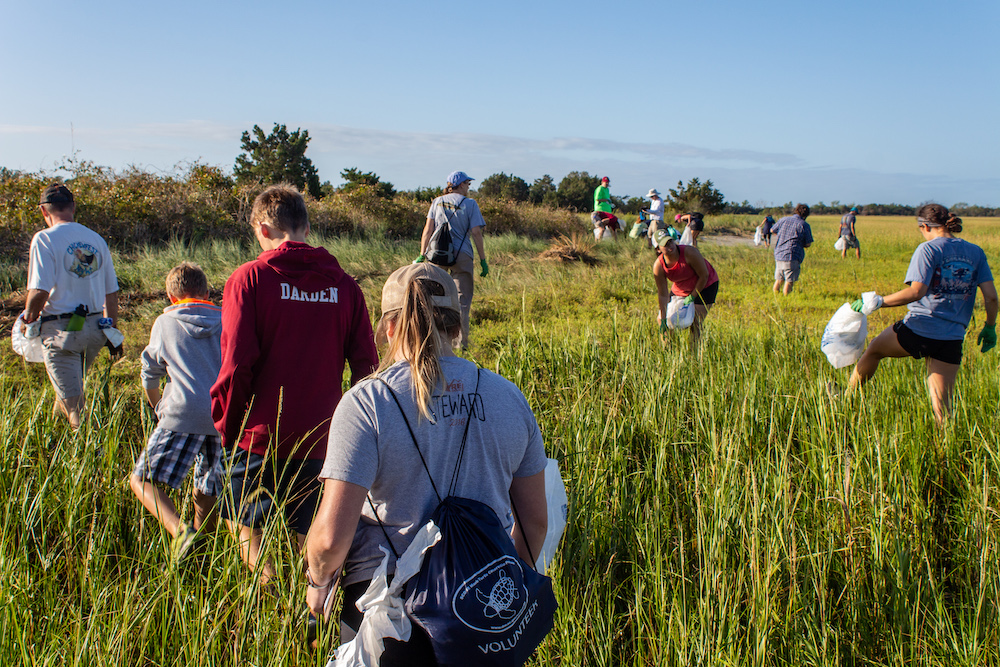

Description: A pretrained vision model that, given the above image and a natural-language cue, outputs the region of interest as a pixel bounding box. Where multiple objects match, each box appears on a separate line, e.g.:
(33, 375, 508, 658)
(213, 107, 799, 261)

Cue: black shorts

(892, 321, 963, 365)
(219, 447, 324, 535)
(690, 280, 720, 306)
(689, 219, 705, 232)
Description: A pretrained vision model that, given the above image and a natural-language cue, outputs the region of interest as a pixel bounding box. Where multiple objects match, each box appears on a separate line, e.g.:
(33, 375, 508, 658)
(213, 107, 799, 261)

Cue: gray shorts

(40, 316, 107, 399)
(774, 260, 802, 283)
(841, 233, 861, 249)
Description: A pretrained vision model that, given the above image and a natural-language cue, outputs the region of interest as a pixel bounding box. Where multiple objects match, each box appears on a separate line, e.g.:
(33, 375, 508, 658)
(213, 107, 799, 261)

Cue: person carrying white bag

(651, 229, 720, 347)
(846, 204, 998, 424)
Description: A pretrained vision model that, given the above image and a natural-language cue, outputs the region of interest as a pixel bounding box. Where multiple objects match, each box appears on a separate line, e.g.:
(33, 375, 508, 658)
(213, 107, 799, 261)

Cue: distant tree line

(6, 122, 999, 223)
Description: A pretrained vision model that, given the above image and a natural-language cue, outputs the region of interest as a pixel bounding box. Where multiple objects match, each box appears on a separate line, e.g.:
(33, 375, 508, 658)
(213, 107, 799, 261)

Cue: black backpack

(426, 196, 469, 267)
(371, 372, 558, 666)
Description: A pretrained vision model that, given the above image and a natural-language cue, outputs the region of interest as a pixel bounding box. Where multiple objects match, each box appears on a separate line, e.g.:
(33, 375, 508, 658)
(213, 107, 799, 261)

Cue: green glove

(480, 259, 489, 278)
(683, 295, 695, 306)
(413, 254, 426, 264)
(978, 323, 996, 353)
(659, 319, 668, 334)
(850, 298, 865, 312)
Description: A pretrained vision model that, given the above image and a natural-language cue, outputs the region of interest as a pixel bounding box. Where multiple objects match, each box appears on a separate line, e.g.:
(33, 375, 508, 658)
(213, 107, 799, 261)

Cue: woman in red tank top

(652, 229, 720, 346)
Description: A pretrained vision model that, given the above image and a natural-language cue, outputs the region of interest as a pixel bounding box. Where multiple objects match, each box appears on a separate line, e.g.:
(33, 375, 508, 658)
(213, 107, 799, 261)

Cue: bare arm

(104, 291, 119, 328)
(882, 281, 929, 308)
(419, 218, 435, 255)
(24, 289, 49, 322)
(652, 255, 671, 322)
(979, 280, 998, 326)
(470, 226, 487, 262)
(683, 247, 711, 297)
(304, 479, 369, 617)
(509, 471, 547, 565)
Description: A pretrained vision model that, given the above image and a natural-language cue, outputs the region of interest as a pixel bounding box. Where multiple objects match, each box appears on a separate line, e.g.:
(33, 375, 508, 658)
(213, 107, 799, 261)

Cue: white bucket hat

(647, 189, 660, 198)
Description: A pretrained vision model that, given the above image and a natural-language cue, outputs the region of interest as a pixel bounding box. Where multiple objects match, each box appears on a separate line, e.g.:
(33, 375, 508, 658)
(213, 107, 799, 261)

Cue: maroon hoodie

(211, 241, 378, 459)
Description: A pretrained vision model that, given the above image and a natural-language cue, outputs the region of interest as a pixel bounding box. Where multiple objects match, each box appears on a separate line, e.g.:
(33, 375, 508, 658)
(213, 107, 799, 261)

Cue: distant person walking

(759, 214, 775, 247)
(652, 228, 720, 347)
(771, 204, 814, 295)
(839, 206, 862, 259)
(643, 189, 666, 247)
(847, 204, 997, 424)
(417, 170, 489, 350)
(22, 184, 121, 429)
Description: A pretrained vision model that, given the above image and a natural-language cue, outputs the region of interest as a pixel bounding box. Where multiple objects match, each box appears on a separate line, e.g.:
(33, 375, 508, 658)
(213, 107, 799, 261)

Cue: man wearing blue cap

(416, 170, 489, 349)
(839, 206, 861, 259)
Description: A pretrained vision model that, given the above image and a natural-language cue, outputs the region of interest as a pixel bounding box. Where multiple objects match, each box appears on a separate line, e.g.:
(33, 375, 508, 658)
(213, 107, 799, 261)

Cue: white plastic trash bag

(11, 313, 44, 363)
(665, 296, 696, 330)
(820, 291, 880, 368)
(753, 225, 763, 247)
(329, 521, 441, 667)
(535, 458, 568, 574)
(679, 227, 694, 246)
(593, 226, 614, 241)
(834, 236, 846, 251)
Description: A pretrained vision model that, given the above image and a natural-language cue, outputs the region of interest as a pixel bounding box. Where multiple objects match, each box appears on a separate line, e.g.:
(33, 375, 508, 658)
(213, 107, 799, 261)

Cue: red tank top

(659, 245, 719, 297)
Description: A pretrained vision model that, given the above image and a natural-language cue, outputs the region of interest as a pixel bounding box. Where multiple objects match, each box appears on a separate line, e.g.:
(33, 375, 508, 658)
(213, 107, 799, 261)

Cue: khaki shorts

(774, 260, 802, 283)
(40, 316, 106, 399)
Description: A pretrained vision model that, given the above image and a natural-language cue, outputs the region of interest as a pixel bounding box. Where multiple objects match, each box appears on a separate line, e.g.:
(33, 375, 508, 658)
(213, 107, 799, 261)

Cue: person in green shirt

(594, 176, 613, 213)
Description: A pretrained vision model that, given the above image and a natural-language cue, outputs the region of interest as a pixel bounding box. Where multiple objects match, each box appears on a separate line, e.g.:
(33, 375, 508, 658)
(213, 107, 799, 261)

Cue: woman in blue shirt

(847, 204, 998, 424)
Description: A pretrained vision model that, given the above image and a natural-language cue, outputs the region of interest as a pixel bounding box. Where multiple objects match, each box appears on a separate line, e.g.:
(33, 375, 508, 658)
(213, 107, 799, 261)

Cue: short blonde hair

(165, 262, 209, 299)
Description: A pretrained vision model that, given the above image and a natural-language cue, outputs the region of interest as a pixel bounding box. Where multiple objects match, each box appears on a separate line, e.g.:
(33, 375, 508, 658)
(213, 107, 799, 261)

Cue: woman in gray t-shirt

(304, 263, 548, 661)
(847, 204, 997, 424)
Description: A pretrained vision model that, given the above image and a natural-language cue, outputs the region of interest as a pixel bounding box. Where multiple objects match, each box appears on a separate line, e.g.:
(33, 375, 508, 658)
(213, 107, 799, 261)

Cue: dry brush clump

(538, 233, 599, 265)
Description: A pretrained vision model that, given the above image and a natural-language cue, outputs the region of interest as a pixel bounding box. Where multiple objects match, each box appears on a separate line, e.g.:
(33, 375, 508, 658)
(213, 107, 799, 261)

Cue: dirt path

(705, 233, 756, 247)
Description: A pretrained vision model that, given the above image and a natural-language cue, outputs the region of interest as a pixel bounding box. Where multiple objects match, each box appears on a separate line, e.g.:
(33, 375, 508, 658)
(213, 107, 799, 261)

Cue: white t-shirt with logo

(27, 222, 119, 316)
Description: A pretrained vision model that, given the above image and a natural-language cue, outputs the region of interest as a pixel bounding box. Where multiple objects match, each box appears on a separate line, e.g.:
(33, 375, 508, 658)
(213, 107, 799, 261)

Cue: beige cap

(381, 263, 461, 315)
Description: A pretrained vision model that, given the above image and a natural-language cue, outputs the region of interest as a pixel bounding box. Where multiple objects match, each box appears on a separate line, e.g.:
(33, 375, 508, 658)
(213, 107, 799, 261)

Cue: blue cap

(447, 171, 474, 187)
(851, 206, 859, 212)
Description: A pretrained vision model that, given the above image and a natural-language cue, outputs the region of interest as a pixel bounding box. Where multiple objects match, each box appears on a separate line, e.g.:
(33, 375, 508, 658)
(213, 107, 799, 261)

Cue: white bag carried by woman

(820, 291, 880, 368)
(665, 296, 696, 330)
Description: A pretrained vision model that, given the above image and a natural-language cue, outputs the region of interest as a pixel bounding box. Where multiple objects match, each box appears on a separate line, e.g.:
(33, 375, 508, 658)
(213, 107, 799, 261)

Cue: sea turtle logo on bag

(477, 571, 520, 619)
(453, 555, 529, 632)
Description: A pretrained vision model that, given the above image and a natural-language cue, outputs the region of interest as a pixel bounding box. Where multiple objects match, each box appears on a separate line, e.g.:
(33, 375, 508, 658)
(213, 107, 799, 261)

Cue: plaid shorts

(133, 428, 224, 496)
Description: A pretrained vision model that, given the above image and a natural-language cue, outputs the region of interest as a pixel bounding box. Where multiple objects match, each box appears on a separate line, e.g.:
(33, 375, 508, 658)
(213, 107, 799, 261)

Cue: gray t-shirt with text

(321, 357, 547, 586)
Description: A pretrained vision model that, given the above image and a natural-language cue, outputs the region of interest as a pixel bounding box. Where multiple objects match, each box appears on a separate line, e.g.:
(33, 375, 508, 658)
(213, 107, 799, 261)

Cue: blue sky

(2, 0, 998, 206)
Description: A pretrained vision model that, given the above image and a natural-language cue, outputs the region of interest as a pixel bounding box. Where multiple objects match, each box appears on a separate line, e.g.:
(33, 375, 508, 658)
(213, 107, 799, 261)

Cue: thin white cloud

(306, 125, 802, 167)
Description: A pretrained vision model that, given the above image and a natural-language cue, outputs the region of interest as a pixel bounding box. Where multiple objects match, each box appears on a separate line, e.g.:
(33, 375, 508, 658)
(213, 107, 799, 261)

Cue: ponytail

(375, 279, 462, 420)
(917, 203, 962, 234)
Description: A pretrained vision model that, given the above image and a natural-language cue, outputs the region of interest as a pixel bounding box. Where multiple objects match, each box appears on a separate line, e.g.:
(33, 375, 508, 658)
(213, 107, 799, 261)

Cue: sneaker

(170, 523, 199, 563)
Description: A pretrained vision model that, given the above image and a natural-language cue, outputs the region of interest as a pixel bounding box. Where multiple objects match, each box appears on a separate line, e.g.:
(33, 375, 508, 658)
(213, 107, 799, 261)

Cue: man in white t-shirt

(22, 184, 120, 428)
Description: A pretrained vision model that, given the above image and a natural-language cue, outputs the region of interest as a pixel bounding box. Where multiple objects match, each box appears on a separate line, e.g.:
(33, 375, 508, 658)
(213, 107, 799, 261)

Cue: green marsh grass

(2, 216, 999, 665)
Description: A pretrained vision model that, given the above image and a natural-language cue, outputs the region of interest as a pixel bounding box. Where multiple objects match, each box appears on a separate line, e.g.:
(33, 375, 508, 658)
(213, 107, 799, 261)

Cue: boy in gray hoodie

(131, 262, 223, 561)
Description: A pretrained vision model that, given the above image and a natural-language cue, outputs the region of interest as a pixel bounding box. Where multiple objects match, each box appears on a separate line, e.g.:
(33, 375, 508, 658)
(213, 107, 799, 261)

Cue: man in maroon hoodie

(211, 184, 378, 582)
